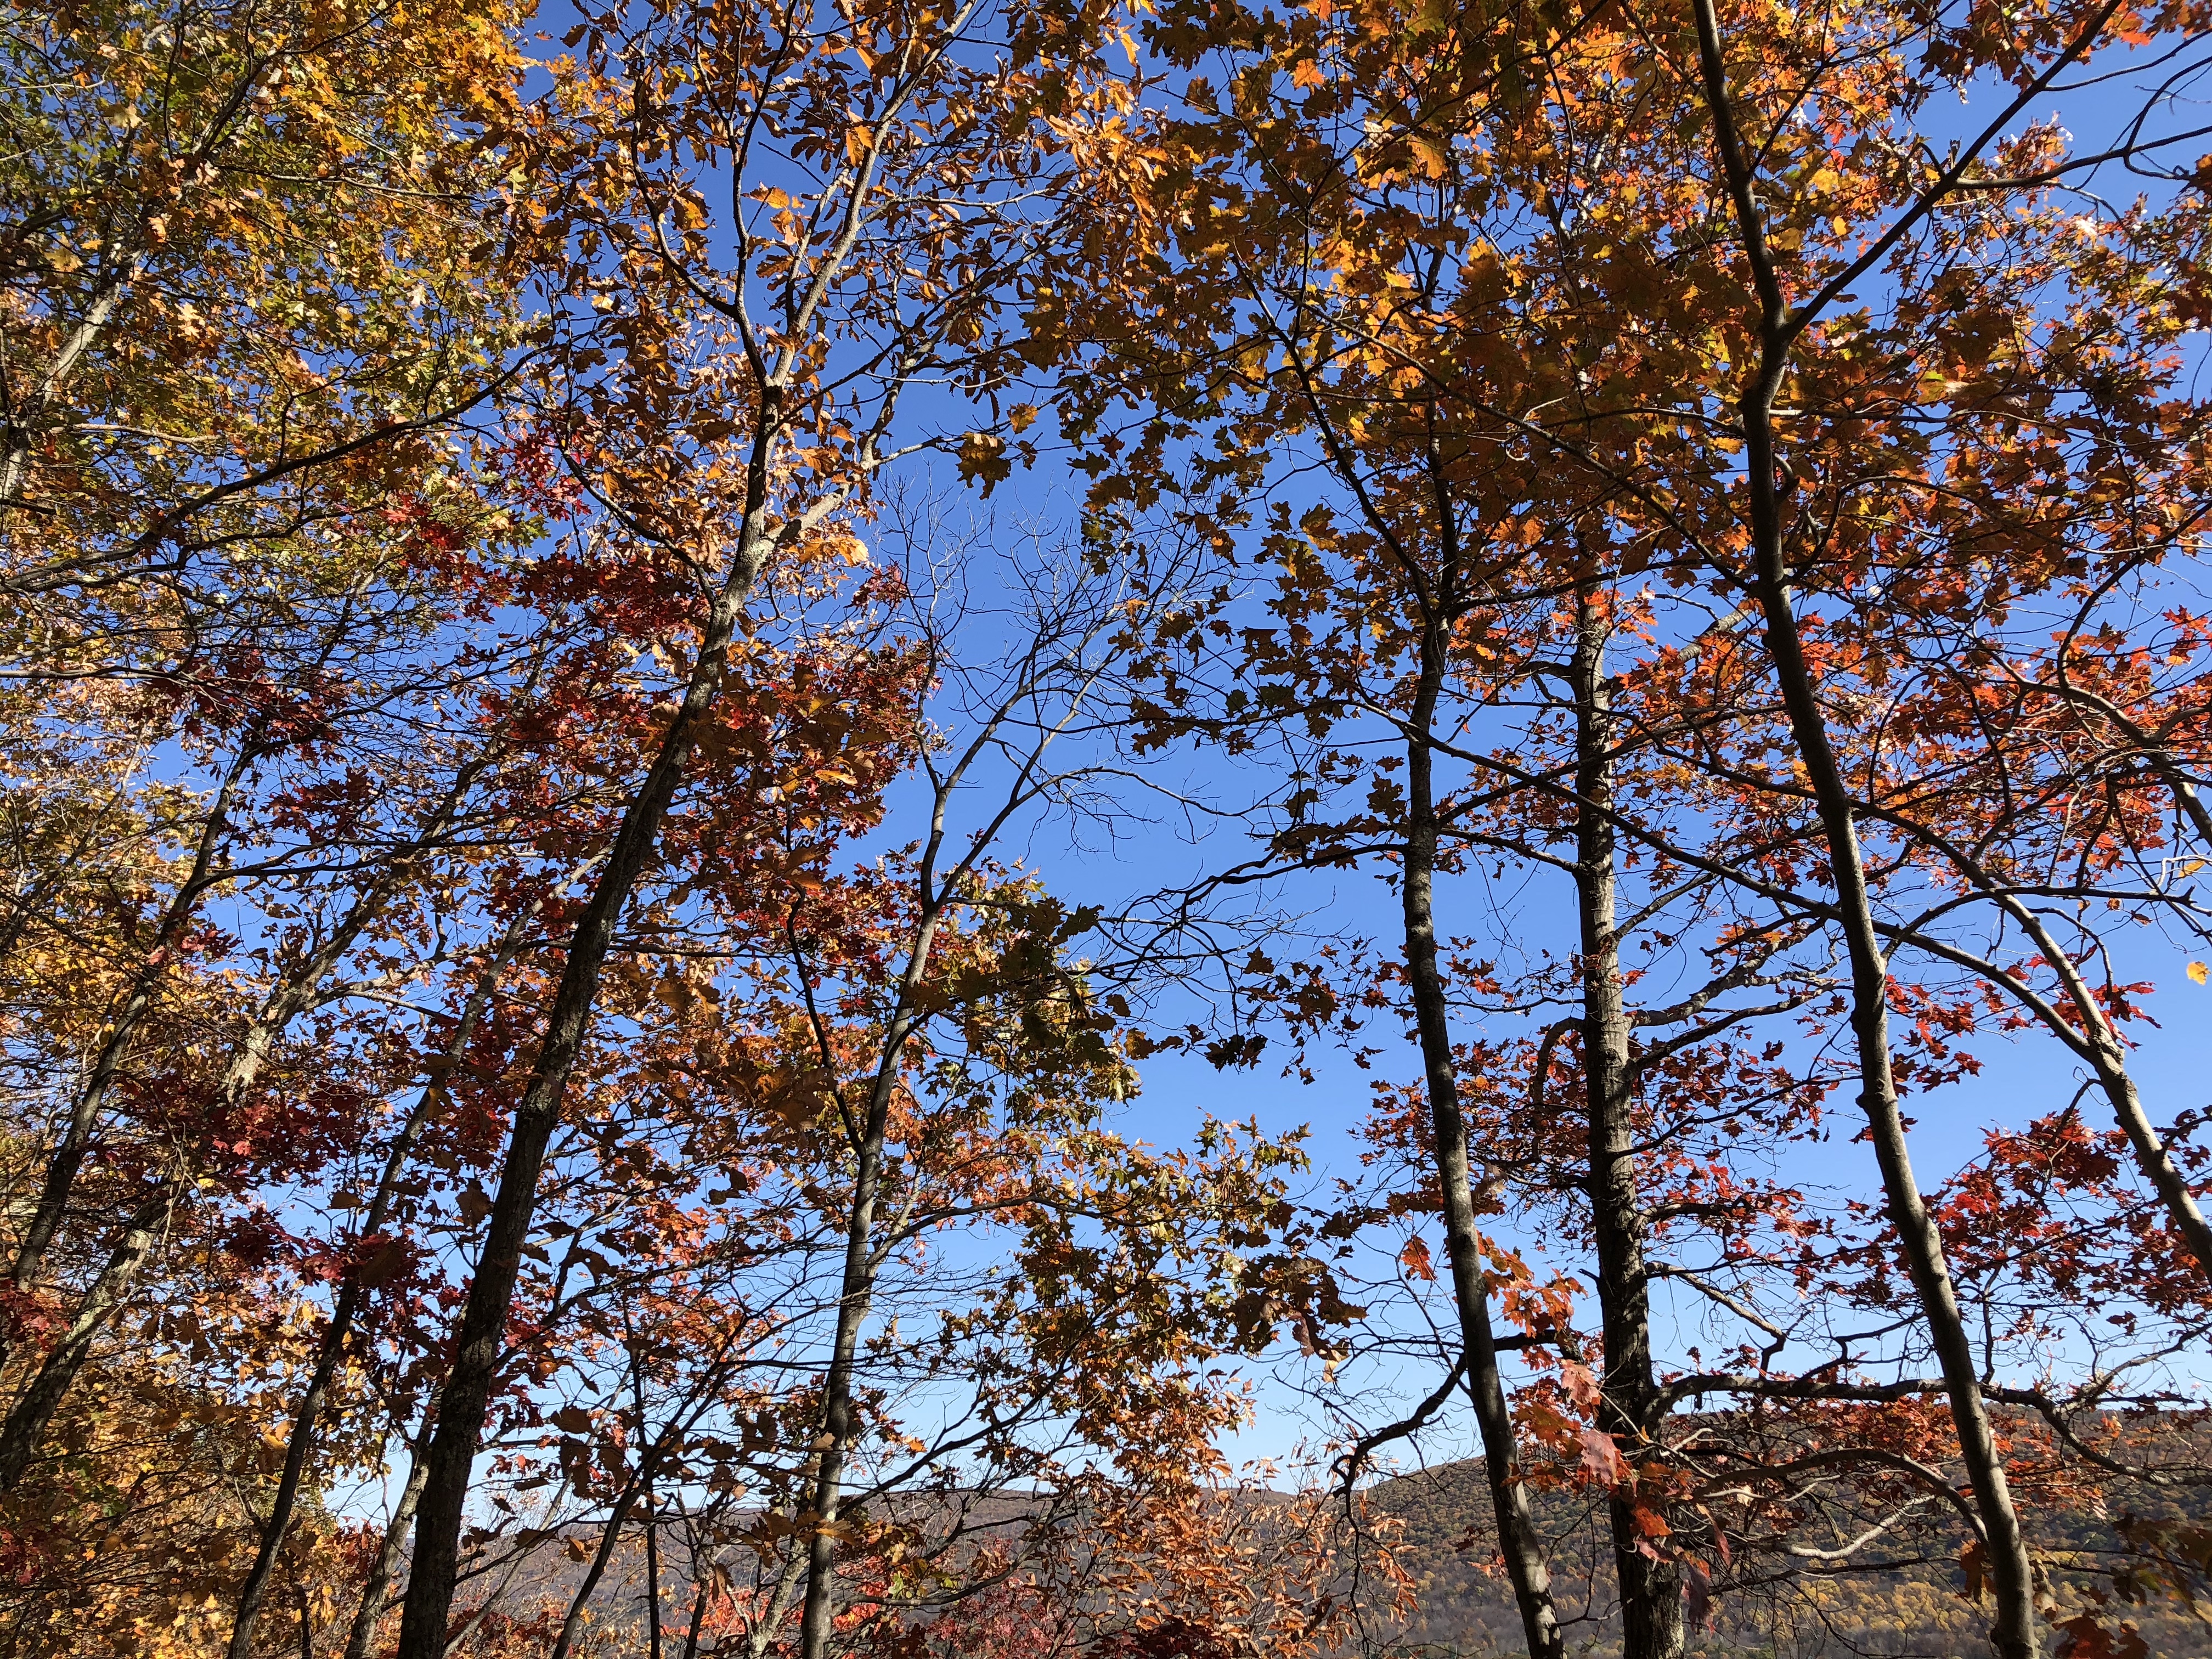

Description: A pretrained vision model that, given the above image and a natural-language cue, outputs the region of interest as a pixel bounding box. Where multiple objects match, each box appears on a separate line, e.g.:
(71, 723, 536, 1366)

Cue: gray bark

(341, 1413, 434, 1659)
(1404, 605, 1564, 1659)
(227, 873, 574, 1659)
(1571, 594, 1684, 1659)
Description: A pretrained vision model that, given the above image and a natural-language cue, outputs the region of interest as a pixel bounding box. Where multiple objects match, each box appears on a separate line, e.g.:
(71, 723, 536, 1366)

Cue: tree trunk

(1724, 391, 2042, 1659)
(9, 732, 256, 1293)
(1750, 590, 2039, 1656)
(225, 880, 562, 1659)
(549, 1472, 658, 1659)
(1404, 615, 1564, 1659)
(793, 1103, 890, 1659)
(341, 1410, 435, 1659)
(1, 975, 300, 1485)
(1685, 4, 2041, 1649)
(634, 1330, 667, 1659)
(392, 535, 760, 1659)
(643, 1485, 664, 1659)
(795, 909, 945, 1659)
(0, 1178, 174, 1486)
(1572, 592, 1683, 1659)
(679, 1571, 711, 1659)
(0, 814, 421, 1492)
(792, 1119, 884, 1659)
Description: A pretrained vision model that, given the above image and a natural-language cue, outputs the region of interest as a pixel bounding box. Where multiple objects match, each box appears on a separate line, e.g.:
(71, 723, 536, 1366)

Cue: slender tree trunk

(10, 599, 446, 1305)
(543, 1339, 752, 1659)
(395, 516, 769, 1659)
(1751, 567, 2039, 1657)
(680, 1571, 711, 1659)
(1572, 593, 1683, 1659)
(1686, 5, 2041, 1650)
(0, 250, 148, 506)
(1, 990, 290, 1485)
(793, 1097, 891, 1659)
(795, 926, 943, 1659)
(1403, 619, 1564, 1659)
(549, 1476, 657, 1659)
(0, 819, 421, 1492)
(643, 1486, 664, 1659)
(342, 1409, 436, 1659)
(633, 1326, 667, 1659)
(547, 1331, 747, 1659)
(0, 1178, 174, 1486)
(0, 49, 272, 509)
(229, 1207, 421, 1653)
(744, 1542, 811, 1659)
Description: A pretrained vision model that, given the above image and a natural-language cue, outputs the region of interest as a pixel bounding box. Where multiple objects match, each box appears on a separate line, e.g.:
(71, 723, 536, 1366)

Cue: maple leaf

(1577, 1425, 1631, 1487)
(1559, 1359, 1604, 1412)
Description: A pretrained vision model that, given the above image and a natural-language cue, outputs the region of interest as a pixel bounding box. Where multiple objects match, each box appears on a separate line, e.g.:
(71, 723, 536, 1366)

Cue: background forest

(4, 0, 2212, 1656)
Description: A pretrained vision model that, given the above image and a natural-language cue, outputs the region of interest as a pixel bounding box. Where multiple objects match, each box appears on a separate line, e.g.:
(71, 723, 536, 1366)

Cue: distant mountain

(444, 1451, 2212, 1659)
(1362, 1457, 2212, 1659)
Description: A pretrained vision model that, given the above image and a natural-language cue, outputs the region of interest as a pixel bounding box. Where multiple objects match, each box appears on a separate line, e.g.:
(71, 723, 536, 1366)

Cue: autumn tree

(375, 0, 1149, 1636)
(1042, 3, 2212, 1658)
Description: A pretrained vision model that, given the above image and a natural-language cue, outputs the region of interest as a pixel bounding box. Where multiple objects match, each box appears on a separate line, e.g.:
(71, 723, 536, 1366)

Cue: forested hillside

(3, 0, 2211, 1655)
(1370, 1447, 2212, 1659)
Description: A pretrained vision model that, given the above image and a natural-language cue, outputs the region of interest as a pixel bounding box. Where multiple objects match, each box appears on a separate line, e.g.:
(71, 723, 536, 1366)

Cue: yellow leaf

(956, 430, 1011, 494)
(2189, 961, 2208, 985)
